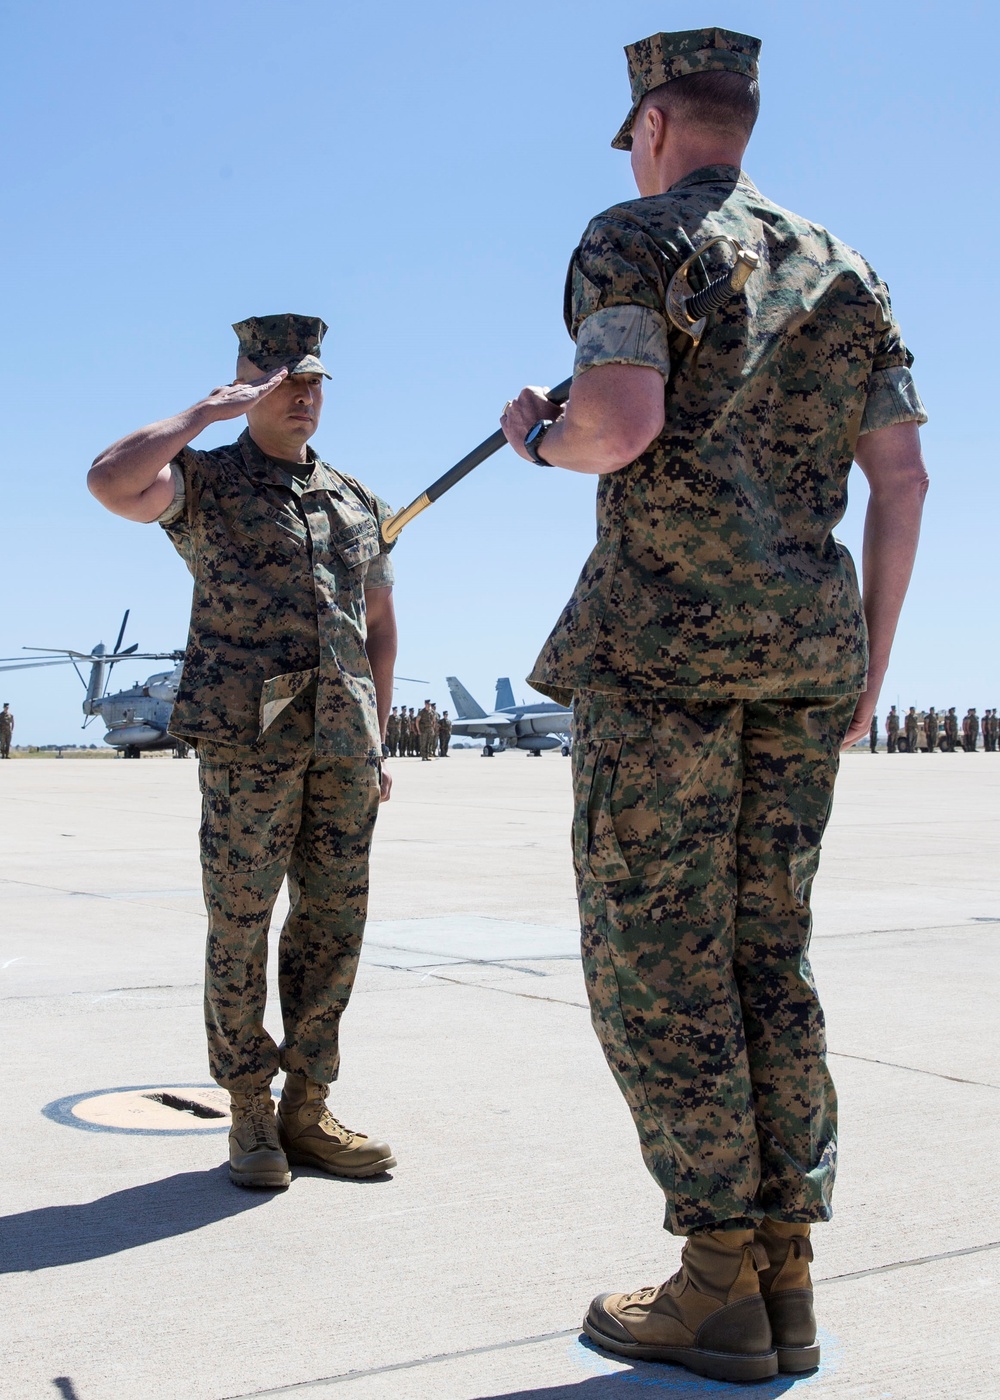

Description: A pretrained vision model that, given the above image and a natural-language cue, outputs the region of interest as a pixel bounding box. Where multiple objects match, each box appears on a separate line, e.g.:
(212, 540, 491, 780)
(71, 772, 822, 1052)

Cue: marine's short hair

(639, 69, 760, 141)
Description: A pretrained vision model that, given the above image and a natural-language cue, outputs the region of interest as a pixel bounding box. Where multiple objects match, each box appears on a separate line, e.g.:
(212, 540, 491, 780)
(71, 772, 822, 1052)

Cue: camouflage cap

(232, 313, 331, 377)
(611, 27, 761, 151)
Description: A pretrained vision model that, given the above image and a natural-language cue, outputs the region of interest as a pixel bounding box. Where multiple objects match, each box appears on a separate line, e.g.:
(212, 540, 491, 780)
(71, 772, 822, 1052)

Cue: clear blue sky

(1, 0, 996, 744)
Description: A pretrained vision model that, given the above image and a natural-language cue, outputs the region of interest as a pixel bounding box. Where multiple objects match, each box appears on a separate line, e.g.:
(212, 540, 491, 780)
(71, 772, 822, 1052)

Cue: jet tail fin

(495, 677, 516, 711)
(446, 677, 487, 720)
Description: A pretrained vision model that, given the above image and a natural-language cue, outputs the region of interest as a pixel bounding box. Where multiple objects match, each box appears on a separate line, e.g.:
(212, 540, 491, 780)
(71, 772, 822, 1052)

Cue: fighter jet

(446, 676, 572, 756)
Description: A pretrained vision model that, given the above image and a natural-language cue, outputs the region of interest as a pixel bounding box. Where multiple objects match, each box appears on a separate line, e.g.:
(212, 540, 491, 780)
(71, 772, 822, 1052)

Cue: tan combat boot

(228, 1088, 291, 1189)
(584, 1229, 777, 1383)
(756, 1218, 820, 1373)
(277, 1072, 396, 1178)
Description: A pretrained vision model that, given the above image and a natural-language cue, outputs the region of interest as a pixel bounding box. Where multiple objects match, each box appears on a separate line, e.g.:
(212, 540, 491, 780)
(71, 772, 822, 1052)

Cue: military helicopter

(0, 611, 185, 758)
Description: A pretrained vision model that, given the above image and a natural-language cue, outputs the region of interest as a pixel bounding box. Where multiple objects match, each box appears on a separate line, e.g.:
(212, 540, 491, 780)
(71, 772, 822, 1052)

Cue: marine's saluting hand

(202, 367, 289, 422)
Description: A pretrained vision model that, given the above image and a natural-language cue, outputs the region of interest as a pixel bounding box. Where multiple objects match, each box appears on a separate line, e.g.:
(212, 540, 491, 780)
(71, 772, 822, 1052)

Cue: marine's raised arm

(87, 368, 288, 522)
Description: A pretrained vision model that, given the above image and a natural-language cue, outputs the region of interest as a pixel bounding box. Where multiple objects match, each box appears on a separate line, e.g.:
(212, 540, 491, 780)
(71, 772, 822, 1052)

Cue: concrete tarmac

(1, 748, 998, 1399)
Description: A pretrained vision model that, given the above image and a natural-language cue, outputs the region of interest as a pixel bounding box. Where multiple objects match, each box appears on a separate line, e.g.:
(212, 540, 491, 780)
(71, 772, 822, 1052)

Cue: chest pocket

(332, 516, 380, 572)
(231, 495, 309, 551)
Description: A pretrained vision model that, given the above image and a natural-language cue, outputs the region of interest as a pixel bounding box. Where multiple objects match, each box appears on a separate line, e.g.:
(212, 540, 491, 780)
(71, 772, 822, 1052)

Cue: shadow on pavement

(2, 1167, 273, 1273)
(478, 1340, 808, 1397)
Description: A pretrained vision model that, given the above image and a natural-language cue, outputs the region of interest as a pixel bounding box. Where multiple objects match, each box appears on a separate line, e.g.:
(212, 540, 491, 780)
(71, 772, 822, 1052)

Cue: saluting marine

(88, 314, 399, 1190)
(502, 27, 928, 1383)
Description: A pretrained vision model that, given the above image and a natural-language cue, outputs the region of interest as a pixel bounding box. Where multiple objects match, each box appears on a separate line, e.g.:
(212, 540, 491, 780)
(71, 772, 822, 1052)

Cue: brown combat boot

(756, 1218, 820, 1373)
(277, 1072, 396, 1178)
(228, 1088, 291, 1189)
(584, 1229, 777, 1382)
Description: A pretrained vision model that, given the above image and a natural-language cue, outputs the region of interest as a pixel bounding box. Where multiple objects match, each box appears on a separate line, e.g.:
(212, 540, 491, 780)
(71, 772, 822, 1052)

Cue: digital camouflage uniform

(886, 708, 900, 753)
(0, 705, 12, 759)
(904, 709, 919, 752)
(385, 709, 400, 758)
(438, 713, 452, 756)
(158, 326, 395, 1093)
(944, 708, 959, 751)
(529, 161, 926, 1234)
(924, 709, 939, 752)
(417, 703, 437, 761)
(869, 714, 878, 753)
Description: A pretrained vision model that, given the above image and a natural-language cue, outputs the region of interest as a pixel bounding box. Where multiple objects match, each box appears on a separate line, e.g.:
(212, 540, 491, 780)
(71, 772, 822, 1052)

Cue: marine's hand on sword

(201, 367, 289, 422)
(500, 386, 566, 461)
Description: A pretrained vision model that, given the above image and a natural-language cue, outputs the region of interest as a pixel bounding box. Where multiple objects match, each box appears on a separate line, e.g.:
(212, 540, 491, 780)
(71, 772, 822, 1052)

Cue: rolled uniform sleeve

(156, 460, 187, 525)
(859, 274, 928, 435)
(362, 493, 396, 589)
(565, 216, 672, 381)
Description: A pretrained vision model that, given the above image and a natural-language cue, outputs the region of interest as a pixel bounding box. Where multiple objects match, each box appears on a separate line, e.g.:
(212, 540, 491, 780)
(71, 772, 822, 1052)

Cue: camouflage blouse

(159, 429, 394, 756)
(530, 165, 926, 704)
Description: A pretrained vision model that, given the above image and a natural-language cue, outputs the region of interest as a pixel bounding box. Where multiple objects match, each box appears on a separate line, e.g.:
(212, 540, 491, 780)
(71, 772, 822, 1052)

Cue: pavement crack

(817, 1238, 1000, 1284)
(220, 1327, 580, 1397)
(428, 973, 587, 1009)
(221, 1239, 1000, 1396)
(828, 1049, 999, 1090)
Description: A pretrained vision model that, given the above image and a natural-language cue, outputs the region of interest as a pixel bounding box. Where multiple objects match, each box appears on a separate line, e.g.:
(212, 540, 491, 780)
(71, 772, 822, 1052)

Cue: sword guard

(666, 236, 759, 347)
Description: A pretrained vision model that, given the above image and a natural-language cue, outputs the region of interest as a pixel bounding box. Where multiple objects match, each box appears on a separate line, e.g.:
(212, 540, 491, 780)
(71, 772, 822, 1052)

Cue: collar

(667, 164, 757, 195)
(238, 429, 343, 496)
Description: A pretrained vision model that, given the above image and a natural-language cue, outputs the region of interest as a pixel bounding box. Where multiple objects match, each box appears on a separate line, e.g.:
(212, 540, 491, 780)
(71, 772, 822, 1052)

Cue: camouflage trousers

(572, 690, 856, 1236)
(197, 695, 380, 1093)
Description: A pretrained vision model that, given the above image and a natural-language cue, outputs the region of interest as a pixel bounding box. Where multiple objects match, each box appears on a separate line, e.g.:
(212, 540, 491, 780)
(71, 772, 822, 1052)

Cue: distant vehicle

(446, 676, 572, 757)
(0, 611, 185, 758)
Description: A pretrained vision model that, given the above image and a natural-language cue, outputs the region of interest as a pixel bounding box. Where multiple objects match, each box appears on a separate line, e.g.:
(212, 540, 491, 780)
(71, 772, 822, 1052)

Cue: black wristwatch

(523, 419, 555, 466)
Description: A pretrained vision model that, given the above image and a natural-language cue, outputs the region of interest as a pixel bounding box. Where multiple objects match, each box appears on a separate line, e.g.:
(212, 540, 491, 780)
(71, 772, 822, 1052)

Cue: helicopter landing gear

(561, 744, 571, 757)
(481, 744, 495, 757)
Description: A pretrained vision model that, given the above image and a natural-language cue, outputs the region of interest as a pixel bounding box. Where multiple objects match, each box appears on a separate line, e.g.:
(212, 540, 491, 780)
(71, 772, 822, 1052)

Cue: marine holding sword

(497, 27, 929, 1384)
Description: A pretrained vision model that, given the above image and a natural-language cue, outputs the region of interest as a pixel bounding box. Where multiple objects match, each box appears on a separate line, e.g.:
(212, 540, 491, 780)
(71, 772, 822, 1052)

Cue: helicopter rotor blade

(0, 658, 81, 674)
(112, 610, 130, 656)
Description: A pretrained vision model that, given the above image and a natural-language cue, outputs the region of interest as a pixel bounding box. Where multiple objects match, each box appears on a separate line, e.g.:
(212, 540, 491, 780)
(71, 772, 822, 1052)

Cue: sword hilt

(666, 238, 759, 348)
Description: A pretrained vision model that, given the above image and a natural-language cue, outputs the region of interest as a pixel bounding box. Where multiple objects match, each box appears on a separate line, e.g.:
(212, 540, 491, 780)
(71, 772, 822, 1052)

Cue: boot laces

(316, 1105, 359, 1144)
(237, 1095, 278, 1149)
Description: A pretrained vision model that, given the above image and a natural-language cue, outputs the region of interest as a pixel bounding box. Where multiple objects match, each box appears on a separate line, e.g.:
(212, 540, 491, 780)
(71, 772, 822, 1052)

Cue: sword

(382, 241, 757, 544)
(665, 236, 759, 348)
(381, 378, 572, 544)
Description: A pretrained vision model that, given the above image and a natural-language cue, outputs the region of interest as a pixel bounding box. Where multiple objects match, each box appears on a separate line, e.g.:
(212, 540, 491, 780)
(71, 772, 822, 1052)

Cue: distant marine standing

(886, 705, 900, 753)
(438, 708, 452, 757)
(385, 706, 400, 758)
(417, 699, 437, 761)
(944, 707, 959, 751)
(869, 713, 878, 753)
(924, 707, 939, 753)
(904, 706, 919, 753)
(0, 703, 13, 759)
(963, 708, 979, 752)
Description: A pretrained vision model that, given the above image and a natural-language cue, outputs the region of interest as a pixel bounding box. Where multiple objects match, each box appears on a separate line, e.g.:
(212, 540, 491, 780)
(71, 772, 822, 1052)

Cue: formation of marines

(384, 703, 451, 758)
(86, 23, 935, 1389)
(878, 705, 997, 751)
